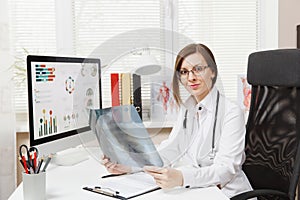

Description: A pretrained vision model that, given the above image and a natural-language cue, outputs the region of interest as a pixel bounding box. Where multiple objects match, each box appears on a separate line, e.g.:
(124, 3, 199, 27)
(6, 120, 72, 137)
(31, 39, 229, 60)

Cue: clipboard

(83, 172, 161, 199)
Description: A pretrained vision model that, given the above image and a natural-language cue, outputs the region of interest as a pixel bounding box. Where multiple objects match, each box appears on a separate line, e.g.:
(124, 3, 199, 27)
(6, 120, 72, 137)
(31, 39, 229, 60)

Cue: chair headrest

(248, 49, 300, 86)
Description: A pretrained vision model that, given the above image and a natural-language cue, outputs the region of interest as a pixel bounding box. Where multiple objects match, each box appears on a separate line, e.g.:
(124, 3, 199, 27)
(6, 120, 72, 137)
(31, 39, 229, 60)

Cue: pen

(33, 151, 37, 169)
(21, 155, 29, 174)
(36, 157, 44, 174)
(41, 154, 52, 172)
(18, 156, 26, 172)
(29, 152, 35, 172)
(29, 167, 35, 174)
(101, 173, 127, 179)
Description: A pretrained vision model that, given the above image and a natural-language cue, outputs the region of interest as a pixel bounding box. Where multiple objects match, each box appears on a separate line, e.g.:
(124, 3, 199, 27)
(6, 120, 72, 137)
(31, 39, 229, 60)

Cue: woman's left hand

(143, 166, 183, 189)
(101, 155, 131, 174)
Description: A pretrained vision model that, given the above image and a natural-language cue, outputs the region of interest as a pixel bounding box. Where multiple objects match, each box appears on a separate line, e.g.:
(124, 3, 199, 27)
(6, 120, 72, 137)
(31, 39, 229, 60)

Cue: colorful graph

(35, 64, 56, 82)
(39, 109, 57, 136)
(65, 76, 75, 94)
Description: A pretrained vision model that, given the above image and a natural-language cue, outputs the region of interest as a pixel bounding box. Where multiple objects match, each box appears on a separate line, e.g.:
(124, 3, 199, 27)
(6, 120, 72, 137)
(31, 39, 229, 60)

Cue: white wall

(259, 0, 278, 50)
(0, 0, 16, 199)
(254, 0, 300, 50)
(279, 0, 300, 48)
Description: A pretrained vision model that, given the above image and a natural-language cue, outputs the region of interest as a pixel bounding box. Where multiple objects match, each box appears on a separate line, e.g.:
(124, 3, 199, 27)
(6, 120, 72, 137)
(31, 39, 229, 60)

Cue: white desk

(9, 156, 229, 200)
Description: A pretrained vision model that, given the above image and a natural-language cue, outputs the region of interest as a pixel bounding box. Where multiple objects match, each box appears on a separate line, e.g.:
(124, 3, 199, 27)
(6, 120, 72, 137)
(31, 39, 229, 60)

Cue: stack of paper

(99, 172, 160, 199)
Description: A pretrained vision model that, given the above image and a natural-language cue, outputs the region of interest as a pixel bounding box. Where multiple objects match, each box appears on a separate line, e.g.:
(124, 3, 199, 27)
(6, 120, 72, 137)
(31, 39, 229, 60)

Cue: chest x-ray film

(89, 105, 163, 168)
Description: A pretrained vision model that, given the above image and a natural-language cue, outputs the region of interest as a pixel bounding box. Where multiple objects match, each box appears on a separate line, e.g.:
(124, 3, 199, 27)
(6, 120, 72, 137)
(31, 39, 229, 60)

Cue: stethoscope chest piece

(209, 149, 216, 160)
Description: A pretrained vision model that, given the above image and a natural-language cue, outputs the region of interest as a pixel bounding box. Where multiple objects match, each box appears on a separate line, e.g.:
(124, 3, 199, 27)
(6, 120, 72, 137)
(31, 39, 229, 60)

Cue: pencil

(42, 154, 52, 172)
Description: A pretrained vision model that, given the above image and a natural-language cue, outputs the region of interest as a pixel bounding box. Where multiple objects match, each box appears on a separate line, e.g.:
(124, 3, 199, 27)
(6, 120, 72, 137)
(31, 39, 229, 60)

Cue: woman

(103, 43, 253, 198)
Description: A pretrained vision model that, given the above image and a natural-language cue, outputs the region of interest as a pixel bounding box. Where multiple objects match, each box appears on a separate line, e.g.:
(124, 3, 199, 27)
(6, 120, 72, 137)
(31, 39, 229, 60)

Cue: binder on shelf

(111, 73, 120, 106)
(120, 73, 132, 122)
(132, 74, 142, 120)
(83, 172, 160, 199)
(121, 73, 131, 105)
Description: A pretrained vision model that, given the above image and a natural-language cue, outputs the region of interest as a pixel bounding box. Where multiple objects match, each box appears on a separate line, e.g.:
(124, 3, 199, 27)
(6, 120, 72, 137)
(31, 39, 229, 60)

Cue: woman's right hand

(101, 155, 132, 174)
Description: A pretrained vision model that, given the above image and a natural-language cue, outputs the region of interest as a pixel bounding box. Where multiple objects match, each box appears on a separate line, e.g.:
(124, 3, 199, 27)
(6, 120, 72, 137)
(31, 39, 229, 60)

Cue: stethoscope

(182, 90, 220, 160)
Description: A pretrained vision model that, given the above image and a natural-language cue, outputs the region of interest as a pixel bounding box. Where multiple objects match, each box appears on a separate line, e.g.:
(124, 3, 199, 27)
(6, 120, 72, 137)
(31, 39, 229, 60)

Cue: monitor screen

(27, 55, 102, 156)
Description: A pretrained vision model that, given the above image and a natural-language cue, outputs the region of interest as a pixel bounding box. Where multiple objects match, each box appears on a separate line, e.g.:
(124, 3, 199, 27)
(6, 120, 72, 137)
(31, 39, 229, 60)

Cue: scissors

(19, 144, 39, 173)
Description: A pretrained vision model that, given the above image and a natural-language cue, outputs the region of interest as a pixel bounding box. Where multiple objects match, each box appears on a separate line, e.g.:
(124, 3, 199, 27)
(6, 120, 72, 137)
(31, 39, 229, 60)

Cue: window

(9, 0, 56, 124)
(9, 0, 271, 129)
(177, 0, 259, 99)
(72, 0, 164, 111)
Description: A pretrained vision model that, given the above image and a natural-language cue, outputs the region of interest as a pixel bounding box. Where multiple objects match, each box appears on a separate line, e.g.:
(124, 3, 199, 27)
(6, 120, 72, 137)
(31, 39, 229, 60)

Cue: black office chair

(231, 49, 300, 200)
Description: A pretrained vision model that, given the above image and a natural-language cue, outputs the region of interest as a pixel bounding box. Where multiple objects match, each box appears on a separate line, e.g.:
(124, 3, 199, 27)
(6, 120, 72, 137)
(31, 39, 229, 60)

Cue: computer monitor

(27, 55, 102, 161)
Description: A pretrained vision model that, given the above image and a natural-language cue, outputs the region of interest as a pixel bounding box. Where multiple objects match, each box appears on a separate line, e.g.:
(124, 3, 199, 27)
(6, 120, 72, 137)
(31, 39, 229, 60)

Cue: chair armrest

(230, 189, 289, 200)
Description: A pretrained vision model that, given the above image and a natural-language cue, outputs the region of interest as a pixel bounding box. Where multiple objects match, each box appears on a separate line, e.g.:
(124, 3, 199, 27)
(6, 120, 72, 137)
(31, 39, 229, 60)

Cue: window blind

(72, 0, 165, 111)
(8, 0, 56, 120)
(177, 0, 258, 101)
(9, 0, 260, 128)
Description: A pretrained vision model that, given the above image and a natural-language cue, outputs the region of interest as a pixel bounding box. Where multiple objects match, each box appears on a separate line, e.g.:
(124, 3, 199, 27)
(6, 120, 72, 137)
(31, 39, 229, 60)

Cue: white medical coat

(158, 87, 253, 198)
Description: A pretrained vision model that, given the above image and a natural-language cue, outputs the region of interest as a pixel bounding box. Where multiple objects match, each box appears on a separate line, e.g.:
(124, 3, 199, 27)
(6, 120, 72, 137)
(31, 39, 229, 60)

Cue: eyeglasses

(178, 65, 209, 80)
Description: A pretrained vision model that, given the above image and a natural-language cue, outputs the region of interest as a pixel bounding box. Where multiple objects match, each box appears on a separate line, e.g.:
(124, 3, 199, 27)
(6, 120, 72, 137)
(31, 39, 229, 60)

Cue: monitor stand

(52, 146, 89, 166)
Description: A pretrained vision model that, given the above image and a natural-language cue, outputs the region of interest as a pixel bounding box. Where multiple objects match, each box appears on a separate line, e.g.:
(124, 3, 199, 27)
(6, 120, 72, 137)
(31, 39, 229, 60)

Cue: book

(111, 73, 143, 120)
(132, 74, 142, 120)
(120, 73, 132, 123)
(111, 73, 120, 106)
(121, 73, 131, 105)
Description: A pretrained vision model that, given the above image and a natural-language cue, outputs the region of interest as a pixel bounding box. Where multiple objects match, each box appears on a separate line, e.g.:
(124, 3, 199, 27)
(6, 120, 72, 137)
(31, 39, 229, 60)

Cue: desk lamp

(134, 50, 161, 76)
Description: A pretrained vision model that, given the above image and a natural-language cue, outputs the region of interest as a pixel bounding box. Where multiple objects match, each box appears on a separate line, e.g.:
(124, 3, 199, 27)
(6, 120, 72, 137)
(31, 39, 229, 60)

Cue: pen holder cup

(22, 172, 46, 200)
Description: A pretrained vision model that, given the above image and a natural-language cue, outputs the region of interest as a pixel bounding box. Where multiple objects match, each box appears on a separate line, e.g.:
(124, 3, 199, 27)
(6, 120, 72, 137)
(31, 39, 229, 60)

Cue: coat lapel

(182, 92, 225, 161)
